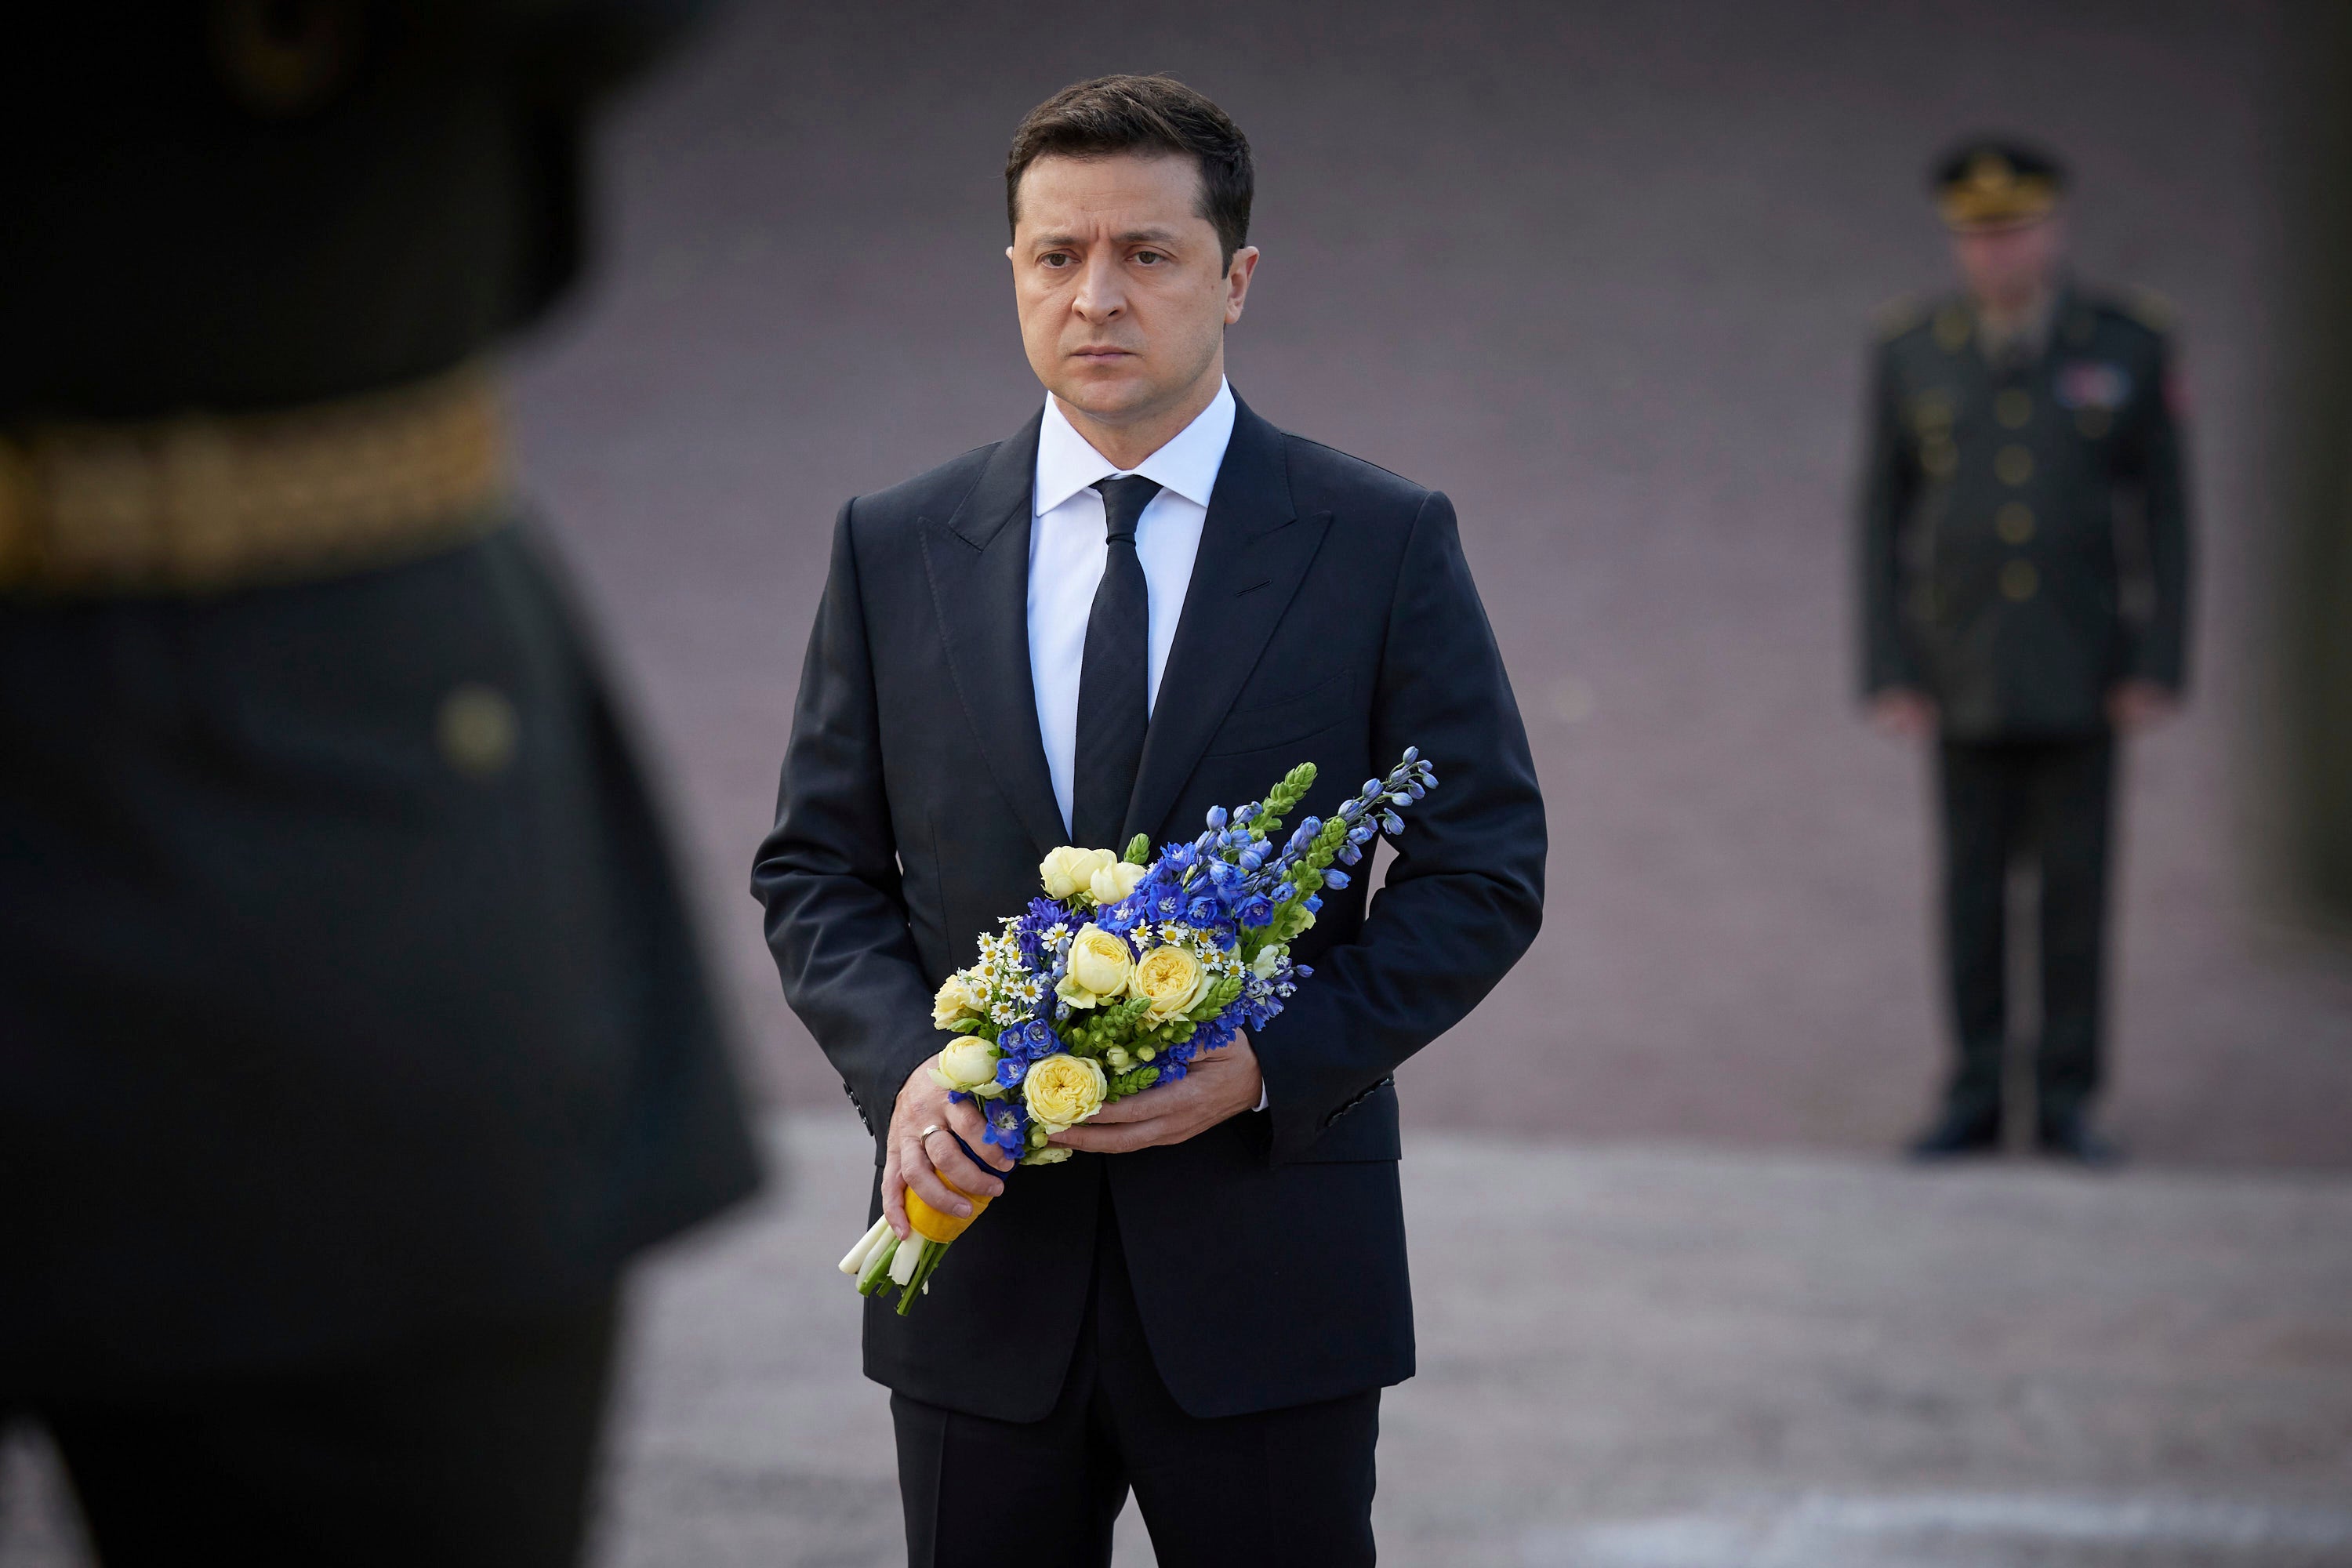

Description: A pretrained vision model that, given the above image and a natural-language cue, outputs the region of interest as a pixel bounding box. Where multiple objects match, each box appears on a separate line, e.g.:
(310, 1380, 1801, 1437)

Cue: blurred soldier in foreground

(0, 5, 759, 1563)
(1857, 140, 2191, 1166)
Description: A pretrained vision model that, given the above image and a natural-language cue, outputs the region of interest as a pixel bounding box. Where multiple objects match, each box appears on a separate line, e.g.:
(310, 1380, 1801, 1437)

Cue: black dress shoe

(2038, 1112, 2124, 1167)
(1904, 1109, 2001, 1161)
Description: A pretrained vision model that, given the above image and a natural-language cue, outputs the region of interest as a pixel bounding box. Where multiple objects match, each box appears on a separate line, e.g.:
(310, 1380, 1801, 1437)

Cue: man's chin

(1048, 376, 1160, 427)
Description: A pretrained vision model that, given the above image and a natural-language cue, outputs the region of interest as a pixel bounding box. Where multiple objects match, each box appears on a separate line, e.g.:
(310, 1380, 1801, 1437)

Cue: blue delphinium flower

(1236, 892, 1276, 927)
(1008, 896, 1072, 970)
(995, 1057, 1026, 1090)
(1185, 895, 1221, 925)
(983, 1099, 1029, 1152)
(1006, 1019, 1061, 1061)
(1323, 868, 1350, 890)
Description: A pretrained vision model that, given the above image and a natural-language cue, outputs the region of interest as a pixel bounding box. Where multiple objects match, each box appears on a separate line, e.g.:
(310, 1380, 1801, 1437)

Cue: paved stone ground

(499, 0, 2352, 1168)
(11, 1118, 2344, 1565)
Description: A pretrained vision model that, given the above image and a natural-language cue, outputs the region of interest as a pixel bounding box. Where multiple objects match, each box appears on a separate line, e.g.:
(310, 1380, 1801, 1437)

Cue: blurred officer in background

(1857, 139, 2192, 1167)
(0, 5, 759, 1564)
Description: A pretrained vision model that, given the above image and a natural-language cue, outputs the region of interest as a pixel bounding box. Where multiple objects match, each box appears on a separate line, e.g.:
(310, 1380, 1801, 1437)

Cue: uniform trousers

(1936, 733, 2116, 1130)
(16, 1294, 618, 1568)
(890, 1178, 1380, 1568)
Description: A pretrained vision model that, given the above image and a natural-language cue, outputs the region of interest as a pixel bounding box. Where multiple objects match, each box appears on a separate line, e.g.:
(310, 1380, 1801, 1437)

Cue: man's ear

(1223, 245, 1261, 325)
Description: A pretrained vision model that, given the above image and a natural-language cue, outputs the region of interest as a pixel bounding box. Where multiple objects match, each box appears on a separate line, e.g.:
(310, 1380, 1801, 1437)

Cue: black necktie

(1071, 475, 1161, 851)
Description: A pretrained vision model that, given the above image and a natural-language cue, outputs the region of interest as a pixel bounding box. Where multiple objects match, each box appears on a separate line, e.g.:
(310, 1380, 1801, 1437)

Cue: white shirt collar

(1033, 379, 1236, 517)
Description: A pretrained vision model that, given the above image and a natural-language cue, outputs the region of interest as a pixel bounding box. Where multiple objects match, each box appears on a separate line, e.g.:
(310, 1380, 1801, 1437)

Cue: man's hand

(2107, 680, 2180, 733)
(1870, 688, 1938, 739)
(882, 1053, 1016, 1241)
(1048, 1031, 1263, 1156)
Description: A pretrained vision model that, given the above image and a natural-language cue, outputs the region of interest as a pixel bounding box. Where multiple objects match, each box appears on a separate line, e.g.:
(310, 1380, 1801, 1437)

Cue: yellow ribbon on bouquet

(906, 1179, 993, 1244)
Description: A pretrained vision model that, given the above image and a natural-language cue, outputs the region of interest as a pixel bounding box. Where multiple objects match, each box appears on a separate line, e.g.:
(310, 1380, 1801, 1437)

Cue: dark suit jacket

(753, 397, 1544, 1421)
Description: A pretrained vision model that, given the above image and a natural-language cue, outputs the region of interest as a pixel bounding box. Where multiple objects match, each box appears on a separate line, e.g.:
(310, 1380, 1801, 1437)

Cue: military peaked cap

(1931, 137, 2067, 230)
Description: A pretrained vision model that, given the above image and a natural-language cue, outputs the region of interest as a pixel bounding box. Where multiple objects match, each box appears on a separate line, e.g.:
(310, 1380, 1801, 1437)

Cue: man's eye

(1133, 251, 1165, 264)
(1040, 252, 1073, 267)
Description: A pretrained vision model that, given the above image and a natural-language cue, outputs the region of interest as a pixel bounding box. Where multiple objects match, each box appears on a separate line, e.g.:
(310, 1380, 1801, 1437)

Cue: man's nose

(1072, 252, 1126, 321)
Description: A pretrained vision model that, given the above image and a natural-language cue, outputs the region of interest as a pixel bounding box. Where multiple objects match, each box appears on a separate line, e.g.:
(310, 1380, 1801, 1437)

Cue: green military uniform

(1860, 249, 2193, 1147)
(2, 5, 760, 1563)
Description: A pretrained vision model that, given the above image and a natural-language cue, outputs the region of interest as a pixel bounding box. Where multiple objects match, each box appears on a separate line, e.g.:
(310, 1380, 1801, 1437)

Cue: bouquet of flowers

(835, 748, 1439, 1314)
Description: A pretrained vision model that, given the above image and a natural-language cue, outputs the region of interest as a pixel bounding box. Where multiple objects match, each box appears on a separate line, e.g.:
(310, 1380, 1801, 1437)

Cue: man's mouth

(1070, 347, 1134, 361)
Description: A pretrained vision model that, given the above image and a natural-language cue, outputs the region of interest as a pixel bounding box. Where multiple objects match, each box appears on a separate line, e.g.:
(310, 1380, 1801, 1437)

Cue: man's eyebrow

(1026, 227, 1189, 249)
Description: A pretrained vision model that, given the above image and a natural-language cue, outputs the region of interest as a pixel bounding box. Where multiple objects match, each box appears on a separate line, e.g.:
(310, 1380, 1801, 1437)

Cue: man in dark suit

(754, 74, 1544, 1567)
(1857, 138, 2192, 1165)
(2, 7, 759, 1563)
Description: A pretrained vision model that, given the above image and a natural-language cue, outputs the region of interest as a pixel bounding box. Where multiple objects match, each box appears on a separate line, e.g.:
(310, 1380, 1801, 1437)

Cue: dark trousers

(891, 1190, 1380, 1568)
(1936, 735, 2116, 1130)
(20, 1294, 619, 1568)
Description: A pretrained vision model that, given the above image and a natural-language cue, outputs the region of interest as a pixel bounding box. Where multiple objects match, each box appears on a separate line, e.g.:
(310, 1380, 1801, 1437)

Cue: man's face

(1950, 211, 2065, 311)
(1008, 152, 1257, 430)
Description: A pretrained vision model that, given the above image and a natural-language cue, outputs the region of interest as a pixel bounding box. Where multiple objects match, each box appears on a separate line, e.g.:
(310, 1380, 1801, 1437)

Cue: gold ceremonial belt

(0, 364, 510, 597)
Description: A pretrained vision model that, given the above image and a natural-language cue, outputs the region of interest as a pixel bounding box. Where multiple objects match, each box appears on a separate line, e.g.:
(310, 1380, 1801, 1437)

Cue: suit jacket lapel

(920, 412, 1069, 860)
(1124, 397, 1330, 846)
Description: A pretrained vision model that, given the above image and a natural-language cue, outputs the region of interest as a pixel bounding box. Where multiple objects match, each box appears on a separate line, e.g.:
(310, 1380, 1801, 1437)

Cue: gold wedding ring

(918, 1124, 942, 1142)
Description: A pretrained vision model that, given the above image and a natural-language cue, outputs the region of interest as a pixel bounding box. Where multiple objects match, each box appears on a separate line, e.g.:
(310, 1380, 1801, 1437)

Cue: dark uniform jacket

(1, 2, 759, 1392)
(1857, 283, 2193, 737)
(753, 400, 1546, 1421)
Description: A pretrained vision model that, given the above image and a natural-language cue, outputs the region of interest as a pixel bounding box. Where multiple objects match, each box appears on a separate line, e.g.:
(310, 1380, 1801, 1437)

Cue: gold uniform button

(1995, 389, 2033, 427)
(2075, 408, 2112, 438)
(1921, 439, 1957, 479)
(1996, 502, 2035, 544)
(2000, 560, 2038, 601)
(438, 683, 518, 779)
(1995, 445, 2035, 485)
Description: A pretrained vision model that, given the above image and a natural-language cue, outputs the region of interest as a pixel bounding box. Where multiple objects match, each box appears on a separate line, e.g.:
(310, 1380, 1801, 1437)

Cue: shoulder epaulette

(2114, 285, 2178, 336)
(1871, 293, 1932, 342)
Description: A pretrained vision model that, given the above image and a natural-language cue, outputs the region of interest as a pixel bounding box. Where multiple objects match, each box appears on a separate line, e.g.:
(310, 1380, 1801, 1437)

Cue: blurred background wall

(507, 0, 2352, 1167)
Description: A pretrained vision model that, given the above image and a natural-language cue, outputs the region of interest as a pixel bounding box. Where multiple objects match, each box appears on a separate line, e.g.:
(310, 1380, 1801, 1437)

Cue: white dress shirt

(1027, 379, 1236, 837)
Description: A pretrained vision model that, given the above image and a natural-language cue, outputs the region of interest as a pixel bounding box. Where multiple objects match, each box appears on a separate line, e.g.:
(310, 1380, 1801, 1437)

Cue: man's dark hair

(1005, 74, 1253, 270)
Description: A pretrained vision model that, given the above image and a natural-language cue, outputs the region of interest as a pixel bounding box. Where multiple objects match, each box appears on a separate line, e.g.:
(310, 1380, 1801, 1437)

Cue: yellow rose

(1058, 923, 1133, 1006)
(932, 973, 983, 1029)
(1022, 1052, 1107, 1132)
(1132, 942, 1208, 1022)
(931, 1035, 1000, 1091)
(1088, 858, 1148, 906)
(1040, 845, 1116, 901)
